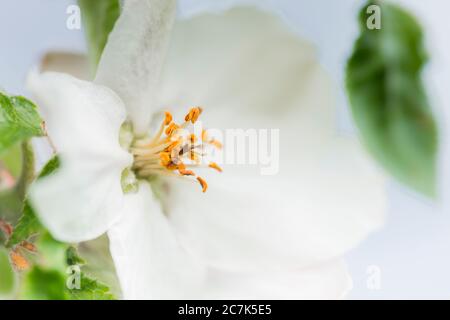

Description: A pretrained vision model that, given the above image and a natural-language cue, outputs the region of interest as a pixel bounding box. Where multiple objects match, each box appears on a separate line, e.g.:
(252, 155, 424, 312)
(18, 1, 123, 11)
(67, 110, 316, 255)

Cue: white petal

(31, 52, 91, 170)
(159, 7, 334, 136)
(108, 182, 205, 299)
(95, 0, 177, 135)
(27, 71, 132, 242)
(157, 8, 386, 273)
(167, 136, 385, 272)
(203, 260, 352, 300)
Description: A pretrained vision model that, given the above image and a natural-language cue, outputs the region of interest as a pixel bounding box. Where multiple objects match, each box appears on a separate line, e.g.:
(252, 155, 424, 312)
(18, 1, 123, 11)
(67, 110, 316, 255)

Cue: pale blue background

(1, 0, 449, 299)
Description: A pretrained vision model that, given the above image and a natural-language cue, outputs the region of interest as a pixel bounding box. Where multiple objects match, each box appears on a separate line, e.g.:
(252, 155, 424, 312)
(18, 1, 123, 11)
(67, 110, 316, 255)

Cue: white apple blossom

(27, 0, 386, 299)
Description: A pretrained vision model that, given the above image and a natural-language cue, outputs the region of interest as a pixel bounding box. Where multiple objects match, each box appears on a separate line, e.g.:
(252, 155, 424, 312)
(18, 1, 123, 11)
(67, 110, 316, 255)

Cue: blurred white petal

(203, 260, 352, 299)
(95, 0, 176, 134)
(160, 7, 333, 135)
(27, 71, 132, 242)
(108, 182, 205, 299)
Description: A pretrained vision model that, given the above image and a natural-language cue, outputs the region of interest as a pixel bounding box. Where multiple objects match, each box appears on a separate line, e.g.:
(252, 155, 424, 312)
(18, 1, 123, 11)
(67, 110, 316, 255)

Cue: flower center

(129, 107, 222, 193)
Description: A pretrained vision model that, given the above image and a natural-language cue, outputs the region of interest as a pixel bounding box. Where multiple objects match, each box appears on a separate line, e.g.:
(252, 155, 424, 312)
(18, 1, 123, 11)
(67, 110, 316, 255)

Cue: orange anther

(165, 123, 179, 136)
(180, 169, 195, 176)
(165, 140, 180, 152)
(197, 177, 208, 193)
(185, 107, 203, 124)
(208, 162, 223, 173)
(164, 111, 173, 125)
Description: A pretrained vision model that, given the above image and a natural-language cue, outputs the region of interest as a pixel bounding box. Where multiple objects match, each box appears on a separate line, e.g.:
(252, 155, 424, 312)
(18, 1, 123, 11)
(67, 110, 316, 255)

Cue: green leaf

(0, 93, 44, 155)
(11, 154, 116, 300)
(21, 266, 69, 300)
(0, 190, 22, 222)
(7, 157, 59, 247)
(78, 0, 121, 73)
(38, 156, 60, 179)
(7, 202, 43, 247)
(68, 273, 115, 300)
(0, 248, 15, 295)
(66, 246, 86, 266)
(65, 245, 115, 300)
(346, 1, 438, 196)
(19, 236, 116, 300)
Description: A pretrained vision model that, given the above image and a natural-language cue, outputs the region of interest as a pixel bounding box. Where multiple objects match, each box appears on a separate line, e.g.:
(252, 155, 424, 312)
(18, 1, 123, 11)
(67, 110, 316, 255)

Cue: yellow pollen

(131, 107, 222, 193)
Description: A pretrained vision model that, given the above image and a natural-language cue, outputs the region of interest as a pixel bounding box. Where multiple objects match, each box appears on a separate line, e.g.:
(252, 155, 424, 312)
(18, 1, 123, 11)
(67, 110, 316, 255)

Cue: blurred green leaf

(0, 93, 44, 155)
(0, 190, 22, 222)
(65, 245, 114, 300)
(0, 248, 15, 295)
(38, 156, 60, 179)
(7, 157, 59, 247)
(346, 1, 438, 196)
(0, 143, 22, 178)
(15, 142, 35, 200)
(7, 202, 42, 247)
(21, 266, 68, 300)
(78, 0, 121, 73)
(68, 273, 115, 300)
(66, 246, 86, 266)
(10, 155, 116, 300)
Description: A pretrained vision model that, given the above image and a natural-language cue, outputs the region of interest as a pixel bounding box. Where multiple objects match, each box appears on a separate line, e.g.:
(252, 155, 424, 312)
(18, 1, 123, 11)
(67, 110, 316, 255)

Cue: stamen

(197, 177, 208, 193)
(209, 139, 223, 149)
(164, 111, 173, 125)
(130, 107, 222, 193)
(185, 107, 203, 124)
(209, 162, 223, 172)
(165, 123, 179, 136)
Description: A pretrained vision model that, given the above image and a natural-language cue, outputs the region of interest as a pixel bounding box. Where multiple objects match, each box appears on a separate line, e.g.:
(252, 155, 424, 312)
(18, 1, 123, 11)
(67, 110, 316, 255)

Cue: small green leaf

(65, 245, 115, 300)
(346, 1, 438, 196)
(68, 273, 115, 300)
(66, 246, 86, 266)
(38, 156, 60, 179)
(78, 0, 121, 73)
(0, 143, 22, 178)
(0, 248, 15, 295)
(7, 202, 43, 247)
(0, 93, 44, 155)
